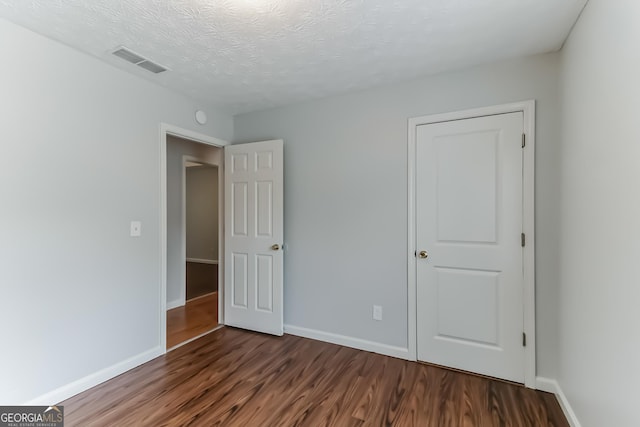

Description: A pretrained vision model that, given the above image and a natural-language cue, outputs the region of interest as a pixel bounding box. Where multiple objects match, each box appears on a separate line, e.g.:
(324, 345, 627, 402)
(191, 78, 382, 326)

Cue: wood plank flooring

(166, 292, 218, 349)
(61, 327, 568, 426)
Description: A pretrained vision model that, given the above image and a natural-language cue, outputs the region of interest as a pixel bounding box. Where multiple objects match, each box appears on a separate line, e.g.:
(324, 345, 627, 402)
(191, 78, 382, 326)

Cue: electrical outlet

(373, 305, 382, 321)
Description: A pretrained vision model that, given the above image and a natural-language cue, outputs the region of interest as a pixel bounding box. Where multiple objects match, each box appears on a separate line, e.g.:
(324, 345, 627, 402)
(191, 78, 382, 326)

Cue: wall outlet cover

(373, 305, 382, 321)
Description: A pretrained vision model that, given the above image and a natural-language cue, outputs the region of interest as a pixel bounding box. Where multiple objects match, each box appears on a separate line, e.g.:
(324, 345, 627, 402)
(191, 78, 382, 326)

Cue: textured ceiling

(0, 0, 586, 114)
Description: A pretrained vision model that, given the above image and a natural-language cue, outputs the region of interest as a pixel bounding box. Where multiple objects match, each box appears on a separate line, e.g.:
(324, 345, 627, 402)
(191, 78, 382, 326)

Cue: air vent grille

(111, 46, 168, 74)
(137, 60, 168, 74)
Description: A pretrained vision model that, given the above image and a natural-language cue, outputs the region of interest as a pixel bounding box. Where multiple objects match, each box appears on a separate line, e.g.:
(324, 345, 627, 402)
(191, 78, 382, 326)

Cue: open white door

(224, 140, 284, 335)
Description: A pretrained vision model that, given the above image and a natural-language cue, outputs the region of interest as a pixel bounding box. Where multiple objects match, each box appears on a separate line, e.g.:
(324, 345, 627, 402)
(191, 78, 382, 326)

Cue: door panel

(232, 182, 248, 236)
(256, 254, 273, 312)
(256, 181, 273, 237)
(231, 253, 248, 308)
(436, 131, 498, 243)
(225, 140, 283, 335)
(416, 112, 524, 382)
(435, 267, 499, 345)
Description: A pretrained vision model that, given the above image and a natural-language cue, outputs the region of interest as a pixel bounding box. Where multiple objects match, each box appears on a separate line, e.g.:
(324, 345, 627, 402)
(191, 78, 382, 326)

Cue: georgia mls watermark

(0, 406, 63, 427)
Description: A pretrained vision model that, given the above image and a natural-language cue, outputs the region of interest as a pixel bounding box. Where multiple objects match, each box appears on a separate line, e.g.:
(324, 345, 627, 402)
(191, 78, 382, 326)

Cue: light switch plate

(130, 221, 142, 237)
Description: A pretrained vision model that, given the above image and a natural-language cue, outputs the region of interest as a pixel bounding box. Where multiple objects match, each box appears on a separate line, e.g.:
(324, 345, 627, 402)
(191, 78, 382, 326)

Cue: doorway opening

(160, 124, 227, 352)
(167, 158, 220, 349)
(184, 159, 219, 303)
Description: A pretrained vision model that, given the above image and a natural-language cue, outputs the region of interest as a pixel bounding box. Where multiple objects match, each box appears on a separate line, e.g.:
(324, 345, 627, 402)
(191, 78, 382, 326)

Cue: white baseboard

(25, 346, 163, 406)
(535, 376, 558, 393)
(536, 377, 582, 427)
(284, 324, 410, 360)
(166, 299, 184, 310)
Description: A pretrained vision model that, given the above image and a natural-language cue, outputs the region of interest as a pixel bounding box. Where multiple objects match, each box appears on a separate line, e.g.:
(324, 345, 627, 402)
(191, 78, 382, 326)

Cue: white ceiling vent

(111, 46, 169, 74)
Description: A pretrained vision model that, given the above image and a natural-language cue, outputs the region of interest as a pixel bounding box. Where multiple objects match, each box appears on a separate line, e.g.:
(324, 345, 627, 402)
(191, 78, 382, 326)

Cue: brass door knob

(271, 244, 281, 251)
(418, 250, 428, 259)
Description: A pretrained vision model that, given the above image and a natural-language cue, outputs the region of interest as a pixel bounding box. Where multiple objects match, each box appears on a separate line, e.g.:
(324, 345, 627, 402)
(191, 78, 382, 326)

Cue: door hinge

(521, 233, 525, 247)
(522, 332, 527, 347)
(522, 133, 526, 148)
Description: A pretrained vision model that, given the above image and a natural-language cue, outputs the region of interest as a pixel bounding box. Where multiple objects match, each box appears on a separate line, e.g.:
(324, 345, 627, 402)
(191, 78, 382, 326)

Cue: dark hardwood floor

(61, 327, 568, 426)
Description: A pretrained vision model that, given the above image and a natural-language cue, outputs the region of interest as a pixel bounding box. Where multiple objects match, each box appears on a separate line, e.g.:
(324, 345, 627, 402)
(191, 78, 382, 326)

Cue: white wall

(559, 1, 640, 425)
(234, 53, 562, 378)
(186, 166, 219, 260)
(0, 18, 232, 404)
(166, 136, 221, 307)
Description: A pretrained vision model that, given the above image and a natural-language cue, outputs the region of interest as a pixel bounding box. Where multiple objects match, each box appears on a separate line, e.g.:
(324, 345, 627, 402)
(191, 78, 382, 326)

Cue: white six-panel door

(224, 140, 283, 336)
(416, 112, 524, 382)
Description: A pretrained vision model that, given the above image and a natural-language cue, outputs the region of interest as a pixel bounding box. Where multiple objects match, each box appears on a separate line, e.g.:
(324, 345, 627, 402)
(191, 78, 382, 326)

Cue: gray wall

(186, 165, 219, 261)
(166, 136, 221, 306)
(234, 53, 561, 379)
(559, 0, 640, 425)
(0, 17, 232, 404)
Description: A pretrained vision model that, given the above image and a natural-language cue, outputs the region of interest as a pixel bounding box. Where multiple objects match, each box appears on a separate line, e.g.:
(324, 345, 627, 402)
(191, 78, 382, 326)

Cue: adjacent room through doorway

(165, 136, 222, 349)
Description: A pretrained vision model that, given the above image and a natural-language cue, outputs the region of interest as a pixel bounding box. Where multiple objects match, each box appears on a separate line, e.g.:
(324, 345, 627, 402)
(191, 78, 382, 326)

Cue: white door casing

(408, 101, 535, 388)
(224, 140, 284, 336)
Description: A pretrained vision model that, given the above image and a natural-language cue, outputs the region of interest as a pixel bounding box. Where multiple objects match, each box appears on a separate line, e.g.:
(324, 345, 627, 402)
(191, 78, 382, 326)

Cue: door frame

(160, 123, 228, 353)
(407, 100, 536, 388)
